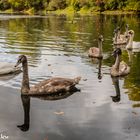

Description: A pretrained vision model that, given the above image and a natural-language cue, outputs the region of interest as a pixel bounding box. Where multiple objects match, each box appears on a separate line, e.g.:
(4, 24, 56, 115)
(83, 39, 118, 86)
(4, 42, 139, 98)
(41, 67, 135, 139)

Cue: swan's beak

(15, 61, 21, 67)
(111, 52, 115, 56)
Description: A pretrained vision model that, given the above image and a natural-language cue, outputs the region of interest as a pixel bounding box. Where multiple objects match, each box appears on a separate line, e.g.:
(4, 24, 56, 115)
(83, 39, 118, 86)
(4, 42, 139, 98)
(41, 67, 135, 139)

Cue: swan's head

(128, 30, 134, 36)
(117, 26, 120, 31)
(112, 48, 122, 57)
(98, 35, 104, 42)
(15, 55, 27, 67)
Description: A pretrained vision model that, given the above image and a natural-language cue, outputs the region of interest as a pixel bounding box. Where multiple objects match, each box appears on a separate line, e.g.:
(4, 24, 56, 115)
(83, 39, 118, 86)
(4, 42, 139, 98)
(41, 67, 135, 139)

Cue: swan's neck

(98, 41, 102, 56)
(22, 61, 30, 93)
(125, 27, 128, 36)
(114, 54, 121, 71)
(127, 34, 134, 49)
(127, 50, 132, 64)
(114, 33, 117, 43)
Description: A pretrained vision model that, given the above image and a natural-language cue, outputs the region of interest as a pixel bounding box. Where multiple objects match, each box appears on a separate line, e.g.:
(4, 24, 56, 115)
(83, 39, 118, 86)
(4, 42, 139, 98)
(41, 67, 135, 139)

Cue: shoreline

(0, 9, 139, 16)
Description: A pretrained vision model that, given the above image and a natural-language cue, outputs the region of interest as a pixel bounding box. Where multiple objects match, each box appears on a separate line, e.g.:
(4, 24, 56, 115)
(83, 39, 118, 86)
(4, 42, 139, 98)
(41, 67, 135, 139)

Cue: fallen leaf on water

(54, 111, 64, 115)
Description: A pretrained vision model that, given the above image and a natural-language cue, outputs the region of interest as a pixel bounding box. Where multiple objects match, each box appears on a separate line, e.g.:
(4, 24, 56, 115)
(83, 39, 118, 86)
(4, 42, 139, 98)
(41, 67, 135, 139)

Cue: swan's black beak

(112, 51, 116, 57)
(15, 60, 21, 67)
(112, 48, 122, 57)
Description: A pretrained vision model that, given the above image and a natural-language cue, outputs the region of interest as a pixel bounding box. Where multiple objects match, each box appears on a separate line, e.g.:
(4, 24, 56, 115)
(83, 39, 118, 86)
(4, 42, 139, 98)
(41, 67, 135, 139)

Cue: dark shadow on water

(17, 88, 80, 132)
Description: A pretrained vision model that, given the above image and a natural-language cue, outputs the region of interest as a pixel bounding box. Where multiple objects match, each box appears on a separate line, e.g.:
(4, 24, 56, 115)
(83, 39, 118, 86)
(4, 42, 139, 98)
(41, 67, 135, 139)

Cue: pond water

(0, 14, 140, 104)
(0, 14, 140, 140)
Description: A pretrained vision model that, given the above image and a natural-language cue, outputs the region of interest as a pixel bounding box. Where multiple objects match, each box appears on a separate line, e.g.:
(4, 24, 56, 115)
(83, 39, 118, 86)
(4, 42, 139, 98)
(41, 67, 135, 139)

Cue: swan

(88, 35, 104, 59)
(0, 62, 21, 76)
(15, 55, 81, 96)
(126, 30, 140, 51)
(126, 30, 135, 50)
(110, 48, 130, 77)
(113, 26, 129, 45)
(117, 24, 129, 40)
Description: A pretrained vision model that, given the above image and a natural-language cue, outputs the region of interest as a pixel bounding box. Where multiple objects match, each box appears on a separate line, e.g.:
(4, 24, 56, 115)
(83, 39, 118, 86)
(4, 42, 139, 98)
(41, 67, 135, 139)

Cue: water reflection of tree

(123, 53, 140, 102)
(0, 14, 139, 64)
(0, 18, 46, 63)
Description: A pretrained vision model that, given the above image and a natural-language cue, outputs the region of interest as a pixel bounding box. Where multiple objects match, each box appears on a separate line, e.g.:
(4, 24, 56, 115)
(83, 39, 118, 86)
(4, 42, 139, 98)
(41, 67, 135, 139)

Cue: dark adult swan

(15, 55, 81, 96)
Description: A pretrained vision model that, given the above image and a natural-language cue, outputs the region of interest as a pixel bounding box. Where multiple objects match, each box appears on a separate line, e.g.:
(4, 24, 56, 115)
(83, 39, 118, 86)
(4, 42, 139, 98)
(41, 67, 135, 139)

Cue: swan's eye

(128, 31, 133, 35)
(18, 57, 22, 62)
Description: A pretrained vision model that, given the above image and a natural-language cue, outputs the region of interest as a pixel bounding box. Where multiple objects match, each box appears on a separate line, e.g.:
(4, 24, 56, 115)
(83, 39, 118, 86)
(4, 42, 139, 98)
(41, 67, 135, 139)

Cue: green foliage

(0, 0, 139, 13)
(48, 0, 66, 11)
(8, 0, 25, 11)
(105, 0, 127, 10)
(125, 0, 140, 11)
(0, 0, 10, 10)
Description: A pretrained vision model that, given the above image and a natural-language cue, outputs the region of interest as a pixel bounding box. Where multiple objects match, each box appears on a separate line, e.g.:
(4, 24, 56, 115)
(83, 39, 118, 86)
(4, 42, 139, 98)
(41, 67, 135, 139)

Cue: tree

(96, 0, 105, 12)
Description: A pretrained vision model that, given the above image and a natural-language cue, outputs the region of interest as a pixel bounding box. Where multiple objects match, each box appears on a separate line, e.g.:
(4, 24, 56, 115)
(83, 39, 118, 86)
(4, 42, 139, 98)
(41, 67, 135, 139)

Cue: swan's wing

(30, 77, 80, 95)
(119, 34, 125, 39)
(119, 61, 130, 75)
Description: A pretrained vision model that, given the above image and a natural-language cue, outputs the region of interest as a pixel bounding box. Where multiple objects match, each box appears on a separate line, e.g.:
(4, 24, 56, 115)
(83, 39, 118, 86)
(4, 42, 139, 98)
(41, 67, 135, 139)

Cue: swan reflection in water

(0, 72, 21, 81)
(17, 88, 80, 131)
(110, 77, 121, 102)
(90, 58, 103, 80)
(127, 49, 133, 65)
(97, 59, 102, 80)
(17, 95, 30, 131)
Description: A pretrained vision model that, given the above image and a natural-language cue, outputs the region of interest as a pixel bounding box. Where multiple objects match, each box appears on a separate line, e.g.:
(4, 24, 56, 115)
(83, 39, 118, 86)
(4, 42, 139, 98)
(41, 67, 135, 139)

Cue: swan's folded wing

(119, 61, 130, 75)
(29, 77, 77, 95)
